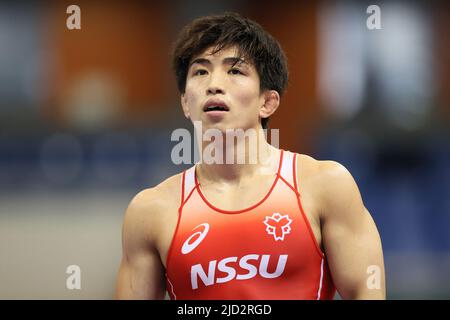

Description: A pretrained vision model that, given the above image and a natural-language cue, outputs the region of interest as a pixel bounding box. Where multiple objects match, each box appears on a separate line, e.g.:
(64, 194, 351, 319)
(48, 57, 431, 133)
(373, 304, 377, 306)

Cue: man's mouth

(203, 100, 230, 113)
(204, 105, 229, 112)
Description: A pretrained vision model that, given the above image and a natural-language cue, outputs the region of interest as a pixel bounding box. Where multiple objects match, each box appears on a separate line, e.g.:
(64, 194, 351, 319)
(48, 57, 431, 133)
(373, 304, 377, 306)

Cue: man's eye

(193, 69, 207, 76)
(229, 68, 243, 75)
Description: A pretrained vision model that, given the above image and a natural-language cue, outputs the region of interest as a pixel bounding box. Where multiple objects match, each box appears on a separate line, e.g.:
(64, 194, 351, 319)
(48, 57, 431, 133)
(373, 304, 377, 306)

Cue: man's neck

(195, 127, 280, 186)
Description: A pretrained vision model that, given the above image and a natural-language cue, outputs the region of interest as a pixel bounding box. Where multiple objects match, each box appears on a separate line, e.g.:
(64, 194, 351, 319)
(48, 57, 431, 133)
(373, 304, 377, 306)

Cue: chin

(204, 123, 230, 134)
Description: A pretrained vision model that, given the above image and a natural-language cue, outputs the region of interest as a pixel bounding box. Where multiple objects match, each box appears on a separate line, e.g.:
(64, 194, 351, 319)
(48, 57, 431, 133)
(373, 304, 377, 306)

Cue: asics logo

(181, 223, 210, 254)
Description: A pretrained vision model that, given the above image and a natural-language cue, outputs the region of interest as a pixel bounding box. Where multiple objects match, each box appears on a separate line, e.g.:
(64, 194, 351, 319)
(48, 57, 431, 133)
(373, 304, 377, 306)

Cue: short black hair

(172, 12, 289, 129)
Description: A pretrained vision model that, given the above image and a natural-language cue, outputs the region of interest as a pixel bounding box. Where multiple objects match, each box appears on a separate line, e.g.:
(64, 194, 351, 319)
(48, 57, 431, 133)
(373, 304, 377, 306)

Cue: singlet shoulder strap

(180, 165, 197, 206)
(279, 150, 299, 193)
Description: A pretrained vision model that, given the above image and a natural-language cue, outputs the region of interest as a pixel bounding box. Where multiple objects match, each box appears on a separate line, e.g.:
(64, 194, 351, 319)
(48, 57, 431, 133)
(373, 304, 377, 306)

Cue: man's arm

(319, 161, 386, 299)
(115, 189, 166, 299)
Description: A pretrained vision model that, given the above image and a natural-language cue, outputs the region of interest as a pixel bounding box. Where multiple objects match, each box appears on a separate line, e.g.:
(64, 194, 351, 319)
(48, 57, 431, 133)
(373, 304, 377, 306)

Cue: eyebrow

(189, 57, 249, 68)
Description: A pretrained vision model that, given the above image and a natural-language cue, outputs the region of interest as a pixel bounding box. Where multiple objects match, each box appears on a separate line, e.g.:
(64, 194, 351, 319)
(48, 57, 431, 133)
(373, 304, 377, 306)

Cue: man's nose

(206, 73, 225, 95)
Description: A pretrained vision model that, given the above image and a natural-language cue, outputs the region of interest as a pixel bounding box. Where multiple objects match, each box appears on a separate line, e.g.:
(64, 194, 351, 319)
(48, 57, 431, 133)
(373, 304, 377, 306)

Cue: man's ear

(181, 94, 190, 119)
(259, 90, 280, 119)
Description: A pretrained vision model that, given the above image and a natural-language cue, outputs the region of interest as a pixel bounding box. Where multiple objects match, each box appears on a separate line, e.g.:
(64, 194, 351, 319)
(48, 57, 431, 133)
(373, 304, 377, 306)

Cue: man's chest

(156, 180, 323, 269)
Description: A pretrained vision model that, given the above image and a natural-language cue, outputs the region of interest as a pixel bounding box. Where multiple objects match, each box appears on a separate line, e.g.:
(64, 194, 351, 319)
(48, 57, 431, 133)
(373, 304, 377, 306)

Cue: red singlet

(166, 149, 336, 299)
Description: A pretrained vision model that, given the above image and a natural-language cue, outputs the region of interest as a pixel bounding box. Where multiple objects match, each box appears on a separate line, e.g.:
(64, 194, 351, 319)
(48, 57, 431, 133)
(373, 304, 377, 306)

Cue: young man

(115, 12, 385, 300)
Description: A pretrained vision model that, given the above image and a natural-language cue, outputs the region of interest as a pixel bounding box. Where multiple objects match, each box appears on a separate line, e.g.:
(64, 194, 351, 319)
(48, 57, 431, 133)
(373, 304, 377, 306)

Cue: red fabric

(165, 150, 336, 300)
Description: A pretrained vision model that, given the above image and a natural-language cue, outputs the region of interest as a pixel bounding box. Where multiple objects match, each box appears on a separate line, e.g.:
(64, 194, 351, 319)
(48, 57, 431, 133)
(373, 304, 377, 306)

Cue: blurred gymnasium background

(0, 0, 449, 299)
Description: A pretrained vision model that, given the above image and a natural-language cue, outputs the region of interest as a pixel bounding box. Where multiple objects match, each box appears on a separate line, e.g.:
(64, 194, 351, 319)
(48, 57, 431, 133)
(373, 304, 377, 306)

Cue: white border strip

(316, 258, 324, 300)
(167, 276, 177, 300)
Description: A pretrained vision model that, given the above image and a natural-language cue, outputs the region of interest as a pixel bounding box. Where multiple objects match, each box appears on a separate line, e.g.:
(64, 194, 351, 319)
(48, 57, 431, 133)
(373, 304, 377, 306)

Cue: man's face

(181, 45, 266, 132)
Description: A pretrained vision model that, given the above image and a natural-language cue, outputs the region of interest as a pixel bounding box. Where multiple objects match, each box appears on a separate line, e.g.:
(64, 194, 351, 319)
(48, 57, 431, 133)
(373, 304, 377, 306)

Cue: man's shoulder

(297, 153, 363, 215)
(297, 153, 349, 180)
(297, 154, 359, 199)
(125, 171, 184, 222)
